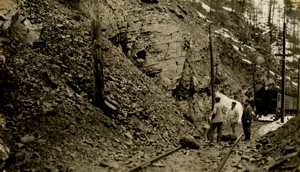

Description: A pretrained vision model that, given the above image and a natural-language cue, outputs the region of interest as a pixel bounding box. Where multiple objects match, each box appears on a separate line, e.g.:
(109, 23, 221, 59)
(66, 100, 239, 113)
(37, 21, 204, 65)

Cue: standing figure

(242, 100, 253, 141)
(227, 102, 239, 135)
(208, 97, 225, 142)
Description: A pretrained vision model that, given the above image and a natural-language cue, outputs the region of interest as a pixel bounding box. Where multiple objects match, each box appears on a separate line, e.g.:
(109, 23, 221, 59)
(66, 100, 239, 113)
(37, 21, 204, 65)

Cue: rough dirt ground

(143, 122, 267, 172)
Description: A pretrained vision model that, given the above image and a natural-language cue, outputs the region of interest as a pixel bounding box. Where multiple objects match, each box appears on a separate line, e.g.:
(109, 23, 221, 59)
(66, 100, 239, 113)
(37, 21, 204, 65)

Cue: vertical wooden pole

(293, 16, 296, 61)
(91, 1, 105, 110)
(209, 24, 215, 110)
(253, 63, 256, 101)
(281, 22, 286, 123)
(297, 58, 300, 116)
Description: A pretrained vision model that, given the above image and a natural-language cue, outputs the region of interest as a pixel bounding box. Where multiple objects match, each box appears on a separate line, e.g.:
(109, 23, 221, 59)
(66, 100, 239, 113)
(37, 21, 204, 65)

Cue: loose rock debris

(0, 0, 298, 171)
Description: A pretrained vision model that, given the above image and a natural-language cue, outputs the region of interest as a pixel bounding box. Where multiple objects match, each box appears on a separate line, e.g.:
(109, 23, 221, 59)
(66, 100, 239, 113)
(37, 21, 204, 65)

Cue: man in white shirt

(227, 102, 239, 135)
(208, 97, 226, 142)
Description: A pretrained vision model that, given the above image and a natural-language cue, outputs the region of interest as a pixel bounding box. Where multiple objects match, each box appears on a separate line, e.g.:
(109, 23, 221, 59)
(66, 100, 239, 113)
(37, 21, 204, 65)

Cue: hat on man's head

(215, 97, 221, 101)
(232, 102, 236, 105)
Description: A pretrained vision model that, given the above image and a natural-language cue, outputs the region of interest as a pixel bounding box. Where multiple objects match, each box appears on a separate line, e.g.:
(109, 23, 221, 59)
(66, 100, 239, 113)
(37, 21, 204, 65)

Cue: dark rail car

(255, 89, 300, 116)
(255, 89, 278, 116)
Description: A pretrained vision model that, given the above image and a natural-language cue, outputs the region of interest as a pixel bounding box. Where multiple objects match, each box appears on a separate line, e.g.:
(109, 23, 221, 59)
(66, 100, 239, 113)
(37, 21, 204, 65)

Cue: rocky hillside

(91, 0, 278, 121)
(0, 0, 282, 171)
(250, 116, 300, 171)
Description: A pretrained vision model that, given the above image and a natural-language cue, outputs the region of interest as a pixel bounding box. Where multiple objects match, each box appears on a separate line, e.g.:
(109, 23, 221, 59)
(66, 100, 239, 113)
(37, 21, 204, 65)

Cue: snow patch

(222, 6, 234, 12)
(262, 29, 271, 35)
(232, 44, 239, 51)
(202, 2, 215, 12)
(258, 114, 276, 122)
(197, 11, 206, 19)
(269, 70, 276, 76)
(258, 116, 294, 136)
(242, 59, 252, 64)
(269, 70, 281, 80)
(243, 45, 253, 50)
(215, 29, 230, 38)
(215, 28, 240, 44)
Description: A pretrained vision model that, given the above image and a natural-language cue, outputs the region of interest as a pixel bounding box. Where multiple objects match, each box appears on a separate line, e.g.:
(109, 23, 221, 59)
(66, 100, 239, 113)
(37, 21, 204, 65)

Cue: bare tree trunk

(240, 0, 246, 13)
(92, 14, 105, 110)
(296, 25, 299, 55)
(254, 7, 258, 28)
(293, 16, 296, 61)
(271, 0, 276, 24)
(268, 0, 272, 25)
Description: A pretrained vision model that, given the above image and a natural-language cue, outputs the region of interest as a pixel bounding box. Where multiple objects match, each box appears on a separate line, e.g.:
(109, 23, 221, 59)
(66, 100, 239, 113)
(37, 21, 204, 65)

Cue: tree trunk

(267, 0, 272, 25)
(271, 0, 276, 24)
(92, 19, 105, 110)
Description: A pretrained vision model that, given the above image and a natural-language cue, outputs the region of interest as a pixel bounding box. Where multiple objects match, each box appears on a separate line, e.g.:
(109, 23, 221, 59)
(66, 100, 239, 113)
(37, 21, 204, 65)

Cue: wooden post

(297, 58, 300, 116)
(91, 6, 105, 110)
(275, 23, 294, 122)
(209, 24, 215, 110)
(281, 22, 286, 123)
(253, 63, 256, 101)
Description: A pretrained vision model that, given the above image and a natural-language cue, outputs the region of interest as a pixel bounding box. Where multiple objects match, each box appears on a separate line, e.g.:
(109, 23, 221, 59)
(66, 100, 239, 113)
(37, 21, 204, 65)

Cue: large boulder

(180, 134, 200, 149)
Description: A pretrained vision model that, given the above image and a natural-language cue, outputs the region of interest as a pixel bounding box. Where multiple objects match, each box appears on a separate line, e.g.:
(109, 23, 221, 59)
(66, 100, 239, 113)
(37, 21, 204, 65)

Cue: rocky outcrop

(0, 0, 18, 31)
(98, 1, 191, 90)
(96, 0, 237, 124)
(126, 10, 187, 90)
(0, 0, 18, 66)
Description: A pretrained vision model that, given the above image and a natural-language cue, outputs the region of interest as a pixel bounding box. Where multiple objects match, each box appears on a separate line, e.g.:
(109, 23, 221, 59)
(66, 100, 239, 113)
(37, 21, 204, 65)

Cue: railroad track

(125, 133, 244, 172)
(125, 146, 183, 172)
(125, 122, 266, 172)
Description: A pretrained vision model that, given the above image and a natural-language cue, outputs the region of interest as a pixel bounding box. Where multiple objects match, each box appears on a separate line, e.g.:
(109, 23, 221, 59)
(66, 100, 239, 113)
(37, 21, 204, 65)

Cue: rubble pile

(0, 0, 292, 171)
(252, 116, 300, 171)
(0, 0, 197, 171)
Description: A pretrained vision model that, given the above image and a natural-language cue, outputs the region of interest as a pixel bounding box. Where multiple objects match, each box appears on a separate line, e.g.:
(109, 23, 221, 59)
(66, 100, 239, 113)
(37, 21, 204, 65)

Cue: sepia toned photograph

(0, 0, 299, 171)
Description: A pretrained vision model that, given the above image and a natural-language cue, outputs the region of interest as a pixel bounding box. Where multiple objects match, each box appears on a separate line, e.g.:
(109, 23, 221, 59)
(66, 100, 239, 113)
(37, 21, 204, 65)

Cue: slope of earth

(90, 0, 219, 124)
(191, 0, 279, 96)
(87, 0, 278, 127)
(0, 0, 283, 171)
(0, 0, 198, 171)
(249, 116, 300, 171)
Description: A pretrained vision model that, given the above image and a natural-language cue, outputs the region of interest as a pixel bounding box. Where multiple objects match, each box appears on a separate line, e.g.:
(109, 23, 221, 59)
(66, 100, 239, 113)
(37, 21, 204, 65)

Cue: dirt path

(223, 122, 267, 172)
(139, 122, 267, 172)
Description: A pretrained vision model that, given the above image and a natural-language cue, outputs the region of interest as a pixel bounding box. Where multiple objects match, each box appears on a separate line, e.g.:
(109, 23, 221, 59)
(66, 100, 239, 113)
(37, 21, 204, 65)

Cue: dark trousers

(208, 122, 223, 142)
(242, 123, 251, 140)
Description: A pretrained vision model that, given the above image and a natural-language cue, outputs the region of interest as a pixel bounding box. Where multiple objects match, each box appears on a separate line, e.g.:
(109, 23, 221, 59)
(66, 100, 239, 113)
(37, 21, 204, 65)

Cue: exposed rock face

(0, 0, 18, 66)
(127, 11, 186, 90)
(0, 0, 18, 31)
(97, 1, 192, 90)
(94, 0, 231, 124)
